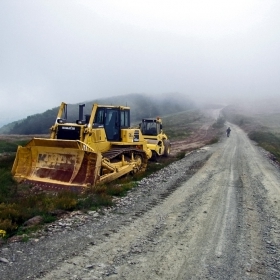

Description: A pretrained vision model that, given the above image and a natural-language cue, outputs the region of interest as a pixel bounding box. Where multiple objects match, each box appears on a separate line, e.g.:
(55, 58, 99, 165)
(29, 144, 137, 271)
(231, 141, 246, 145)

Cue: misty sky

(1, 0, 280, 127)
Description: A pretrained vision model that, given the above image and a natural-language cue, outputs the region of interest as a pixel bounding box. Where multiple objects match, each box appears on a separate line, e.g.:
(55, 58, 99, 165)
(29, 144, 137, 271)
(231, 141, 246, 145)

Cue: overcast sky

(0, 0, 280, 126)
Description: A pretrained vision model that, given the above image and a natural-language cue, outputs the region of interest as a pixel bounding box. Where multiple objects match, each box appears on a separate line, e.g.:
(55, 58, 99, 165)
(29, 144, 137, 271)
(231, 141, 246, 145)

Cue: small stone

(246, 263, 252, 272)
(8, 235, 24, 243)
(0, 257, 9, 263)
(85, 264, 94, 269)
(49, 209, 69, 217)
(23, 216, 43, 227)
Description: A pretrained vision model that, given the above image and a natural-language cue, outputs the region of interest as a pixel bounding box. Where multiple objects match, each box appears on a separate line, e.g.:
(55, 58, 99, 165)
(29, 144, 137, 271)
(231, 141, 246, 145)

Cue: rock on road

(1, 124, 280, 279)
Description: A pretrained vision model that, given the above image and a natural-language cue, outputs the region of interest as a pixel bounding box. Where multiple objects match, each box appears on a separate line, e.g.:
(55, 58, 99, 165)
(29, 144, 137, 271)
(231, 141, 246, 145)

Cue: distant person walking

(226, 127, 231, 137)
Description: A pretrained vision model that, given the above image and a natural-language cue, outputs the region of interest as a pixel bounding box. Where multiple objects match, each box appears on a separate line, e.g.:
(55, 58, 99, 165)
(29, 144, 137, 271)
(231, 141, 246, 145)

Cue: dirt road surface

(1, 124, 280, 279)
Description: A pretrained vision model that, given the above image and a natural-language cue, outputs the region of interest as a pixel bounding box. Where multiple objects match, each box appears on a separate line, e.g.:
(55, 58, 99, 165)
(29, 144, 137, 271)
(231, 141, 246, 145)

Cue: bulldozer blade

(12, 138, 101, 192)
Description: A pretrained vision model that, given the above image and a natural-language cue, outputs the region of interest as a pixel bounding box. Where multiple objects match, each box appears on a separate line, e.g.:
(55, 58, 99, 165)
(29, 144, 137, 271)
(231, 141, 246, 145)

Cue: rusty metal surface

(13, 139, 102, 190)
(34, 152, 78, 182)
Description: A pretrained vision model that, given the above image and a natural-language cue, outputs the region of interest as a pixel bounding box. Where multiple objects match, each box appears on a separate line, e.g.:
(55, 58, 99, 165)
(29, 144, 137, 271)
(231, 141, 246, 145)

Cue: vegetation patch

(248, 131, 280, 162)
(212, 116, 225, 129)
(176, 151, 186, 160)
(206, 137, 219, 145)
(162, 109, 204, 140)
(222, 105, 280, 163)
(167, 130, 191, 140)
(0, 139, 29, 153)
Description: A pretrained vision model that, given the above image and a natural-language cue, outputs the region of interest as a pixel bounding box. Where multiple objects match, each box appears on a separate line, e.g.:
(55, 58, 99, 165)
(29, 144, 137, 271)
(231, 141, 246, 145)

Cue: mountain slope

(0, 93, 194, 135)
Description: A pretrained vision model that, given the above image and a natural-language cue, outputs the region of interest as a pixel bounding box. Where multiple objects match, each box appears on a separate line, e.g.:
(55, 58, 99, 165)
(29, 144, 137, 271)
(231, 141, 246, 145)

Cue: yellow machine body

(12, 102, 152, 192)
(140, 118, 171, 159)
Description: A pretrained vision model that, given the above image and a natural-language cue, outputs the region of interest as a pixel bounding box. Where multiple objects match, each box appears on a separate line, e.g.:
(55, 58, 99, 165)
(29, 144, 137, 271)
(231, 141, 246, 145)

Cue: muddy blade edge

(22, 179, 87, 193)
(12, 139, 102, 192)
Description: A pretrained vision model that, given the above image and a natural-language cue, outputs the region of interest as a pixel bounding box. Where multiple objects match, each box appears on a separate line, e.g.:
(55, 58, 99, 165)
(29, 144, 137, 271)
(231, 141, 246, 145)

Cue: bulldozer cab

(140, 118, 162, 136)
(53, 103, 131, 142)
(94, 107, 130, 141)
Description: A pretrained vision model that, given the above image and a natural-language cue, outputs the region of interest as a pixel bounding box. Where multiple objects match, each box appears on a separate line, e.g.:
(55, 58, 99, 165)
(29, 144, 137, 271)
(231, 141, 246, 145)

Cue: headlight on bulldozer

(57, 118, 65, 124)
(76, 120, 86, 125)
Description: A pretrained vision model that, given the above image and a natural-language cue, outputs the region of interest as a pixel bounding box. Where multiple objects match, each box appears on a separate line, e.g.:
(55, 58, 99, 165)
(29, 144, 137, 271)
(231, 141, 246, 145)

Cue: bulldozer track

(102, 147, 148, 172)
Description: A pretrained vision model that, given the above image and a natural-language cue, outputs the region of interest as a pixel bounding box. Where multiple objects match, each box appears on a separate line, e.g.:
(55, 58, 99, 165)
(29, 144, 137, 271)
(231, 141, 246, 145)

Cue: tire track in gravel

(236, 125, 280, 279)
(39, 128, 245, 279)
(39, 124, 280, 280)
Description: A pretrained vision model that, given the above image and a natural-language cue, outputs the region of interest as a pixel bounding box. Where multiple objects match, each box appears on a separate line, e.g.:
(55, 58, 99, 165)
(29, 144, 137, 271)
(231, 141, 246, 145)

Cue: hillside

(222, 98, 280, 162)
(222, 97, 280, 132)
(0, 93, 194, 135)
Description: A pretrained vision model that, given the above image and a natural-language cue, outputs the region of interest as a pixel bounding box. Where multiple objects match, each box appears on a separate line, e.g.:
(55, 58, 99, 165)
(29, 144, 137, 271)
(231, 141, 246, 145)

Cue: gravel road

(1, 124, 280, 279)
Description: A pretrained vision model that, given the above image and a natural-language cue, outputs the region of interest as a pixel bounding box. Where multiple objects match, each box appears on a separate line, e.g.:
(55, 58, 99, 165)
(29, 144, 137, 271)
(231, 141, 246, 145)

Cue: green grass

(162, 109, 205, 140)
(0, 155, 17, 203)
(0, 139, 28, 153)
(248, 131, 280, 162)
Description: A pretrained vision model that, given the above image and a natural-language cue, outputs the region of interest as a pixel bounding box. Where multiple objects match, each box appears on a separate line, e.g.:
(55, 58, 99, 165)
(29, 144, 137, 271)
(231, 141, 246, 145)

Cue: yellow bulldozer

(139, 117, 171, 160)
(12, 102, 152, 192)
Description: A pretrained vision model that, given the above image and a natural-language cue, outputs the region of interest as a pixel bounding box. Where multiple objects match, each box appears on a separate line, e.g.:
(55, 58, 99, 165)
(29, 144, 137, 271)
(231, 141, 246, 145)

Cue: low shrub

(176, 151, 186, 159)
(107, 182, 136, 197)
(0, 219, 18, 234)
(94, 185, 108, 195)
(55, 191, 78, 211)
(0, 140, 29, 154)
(0, 203, 22, 222)
(206, 137, 219, 145)
(212, 116, 225, 128)
(0, 169, 17, 202)
(79, 193, 113, 209)
(42, 213, 57, 224)
(77, 194, 98, 210)
(95, 193, 113, 207)
(248, 131, 280, 162)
